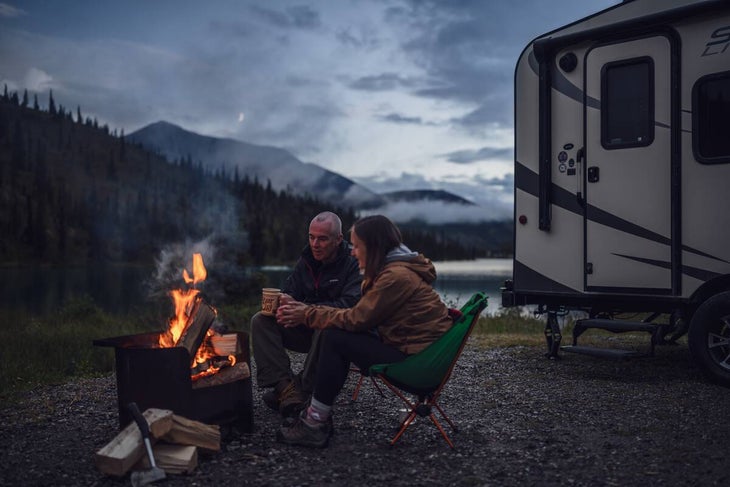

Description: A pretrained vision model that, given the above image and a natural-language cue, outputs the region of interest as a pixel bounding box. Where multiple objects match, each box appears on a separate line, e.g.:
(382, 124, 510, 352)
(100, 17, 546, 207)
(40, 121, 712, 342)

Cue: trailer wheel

(688, 291, 730, 387)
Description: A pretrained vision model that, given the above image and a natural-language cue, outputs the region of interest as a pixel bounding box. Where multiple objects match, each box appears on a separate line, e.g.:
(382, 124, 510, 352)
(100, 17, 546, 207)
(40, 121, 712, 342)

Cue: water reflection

(0, 265, 156, 316)
(432, 259, 511, 313)
(0, 259, 513, 316)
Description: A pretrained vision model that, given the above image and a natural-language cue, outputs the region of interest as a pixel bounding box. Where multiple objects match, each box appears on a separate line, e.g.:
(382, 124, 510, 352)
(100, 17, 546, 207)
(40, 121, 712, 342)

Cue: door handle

(587, 166, 599, 183)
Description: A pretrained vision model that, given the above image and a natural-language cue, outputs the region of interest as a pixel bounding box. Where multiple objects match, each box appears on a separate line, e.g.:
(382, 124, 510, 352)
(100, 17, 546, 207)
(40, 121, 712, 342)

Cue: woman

(275, 214, 452, 448)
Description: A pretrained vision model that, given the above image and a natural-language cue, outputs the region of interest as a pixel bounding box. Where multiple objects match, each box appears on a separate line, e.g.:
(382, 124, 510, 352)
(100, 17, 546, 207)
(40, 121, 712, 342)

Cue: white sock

(304, 397, 331, 425)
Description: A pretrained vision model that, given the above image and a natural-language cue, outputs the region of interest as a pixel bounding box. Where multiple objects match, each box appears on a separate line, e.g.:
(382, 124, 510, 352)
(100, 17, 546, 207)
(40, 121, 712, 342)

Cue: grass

(0, 296, 666, 402)
(0, 296, 262, 402)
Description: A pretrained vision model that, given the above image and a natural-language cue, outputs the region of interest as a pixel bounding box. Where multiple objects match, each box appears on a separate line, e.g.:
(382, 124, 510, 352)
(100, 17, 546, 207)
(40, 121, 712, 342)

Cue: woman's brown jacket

(303, 254, 452, 354)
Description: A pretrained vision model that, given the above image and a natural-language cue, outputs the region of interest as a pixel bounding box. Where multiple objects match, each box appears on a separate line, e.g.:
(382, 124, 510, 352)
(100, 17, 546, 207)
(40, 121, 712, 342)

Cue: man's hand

(276, 294, 309, 327)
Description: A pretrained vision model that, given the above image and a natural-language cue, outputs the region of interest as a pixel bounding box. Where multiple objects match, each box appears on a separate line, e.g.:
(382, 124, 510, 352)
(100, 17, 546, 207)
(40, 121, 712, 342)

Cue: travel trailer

(502, 0, 730, 386)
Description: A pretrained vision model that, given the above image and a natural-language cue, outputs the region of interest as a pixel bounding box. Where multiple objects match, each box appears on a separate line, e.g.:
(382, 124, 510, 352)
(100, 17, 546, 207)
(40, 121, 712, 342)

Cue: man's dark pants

(251, 311, 322, 394)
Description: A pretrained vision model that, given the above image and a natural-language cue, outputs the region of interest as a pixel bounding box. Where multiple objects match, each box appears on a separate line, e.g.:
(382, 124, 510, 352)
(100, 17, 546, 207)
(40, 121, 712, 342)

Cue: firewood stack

(95, 408, 221, 478)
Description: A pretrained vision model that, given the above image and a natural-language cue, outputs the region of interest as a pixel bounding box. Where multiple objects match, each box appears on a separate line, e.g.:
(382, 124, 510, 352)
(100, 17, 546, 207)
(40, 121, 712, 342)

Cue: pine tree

(21, 89, 28, 108)
(33, 94, 39, 110)
(48, 89, 56, 115)
(119, 128, 125, 159)
(76, 106, 82, 124)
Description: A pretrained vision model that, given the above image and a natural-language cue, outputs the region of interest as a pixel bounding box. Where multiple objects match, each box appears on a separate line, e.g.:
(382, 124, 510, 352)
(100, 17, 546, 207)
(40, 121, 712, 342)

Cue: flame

(157, 253, 235, 381)
(183, 253, 207, 286)
(191, 354, 237, 381)
(158, 253, 207, 348)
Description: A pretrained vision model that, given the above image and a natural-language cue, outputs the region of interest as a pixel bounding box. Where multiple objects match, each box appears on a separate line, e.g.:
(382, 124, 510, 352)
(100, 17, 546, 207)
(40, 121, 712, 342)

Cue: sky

(0, 0, 620, 220)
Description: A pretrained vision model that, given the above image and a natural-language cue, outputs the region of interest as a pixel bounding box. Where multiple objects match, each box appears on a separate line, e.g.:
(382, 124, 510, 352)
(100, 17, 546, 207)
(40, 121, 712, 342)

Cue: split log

(175, 294, 217, 356)
(95, 408, 174, 476)
(210, 332, 240, 356)
(133, 444, 198, 475)
(192, 361, 250, 389)
(162, 415, 221, 452)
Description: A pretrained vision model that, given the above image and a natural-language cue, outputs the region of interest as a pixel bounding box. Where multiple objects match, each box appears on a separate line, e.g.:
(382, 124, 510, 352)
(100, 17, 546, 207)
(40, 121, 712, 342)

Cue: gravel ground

(2, 341, 730, 486)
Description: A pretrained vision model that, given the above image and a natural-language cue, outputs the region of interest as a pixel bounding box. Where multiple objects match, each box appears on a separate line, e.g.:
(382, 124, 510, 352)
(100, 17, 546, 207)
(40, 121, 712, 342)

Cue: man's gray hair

(312, 211, 342, 236)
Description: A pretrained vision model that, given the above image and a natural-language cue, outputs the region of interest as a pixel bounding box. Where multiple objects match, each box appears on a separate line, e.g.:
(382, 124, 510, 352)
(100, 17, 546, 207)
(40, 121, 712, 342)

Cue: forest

(0, 88, 497, 274)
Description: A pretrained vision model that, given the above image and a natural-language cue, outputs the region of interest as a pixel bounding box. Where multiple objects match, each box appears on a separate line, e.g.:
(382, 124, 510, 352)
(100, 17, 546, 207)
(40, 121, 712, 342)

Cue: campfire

(157, 253, 240, 383)
(93, 253, 253, 432)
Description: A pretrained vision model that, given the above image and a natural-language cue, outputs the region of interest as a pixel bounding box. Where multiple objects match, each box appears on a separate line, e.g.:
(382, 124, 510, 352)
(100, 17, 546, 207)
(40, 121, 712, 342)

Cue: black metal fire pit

(94, 331, 253, 432)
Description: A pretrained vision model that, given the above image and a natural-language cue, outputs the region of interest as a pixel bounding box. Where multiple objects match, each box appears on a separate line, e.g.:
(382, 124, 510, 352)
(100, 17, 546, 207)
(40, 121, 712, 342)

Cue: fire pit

(94, 329, 252, 431)
(94, 254, 253, 432)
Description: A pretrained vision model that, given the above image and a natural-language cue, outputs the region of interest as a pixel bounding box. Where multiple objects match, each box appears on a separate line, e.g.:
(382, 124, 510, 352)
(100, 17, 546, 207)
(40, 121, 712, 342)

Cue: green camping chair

(369, 292, 488, 448)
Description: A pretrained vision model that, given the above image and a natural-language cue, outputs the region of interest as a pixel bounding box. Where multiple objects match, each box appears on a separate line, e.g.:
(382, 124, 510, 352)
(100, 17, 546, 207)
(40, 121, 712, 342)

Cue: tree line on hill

(0, 88, 491, 272)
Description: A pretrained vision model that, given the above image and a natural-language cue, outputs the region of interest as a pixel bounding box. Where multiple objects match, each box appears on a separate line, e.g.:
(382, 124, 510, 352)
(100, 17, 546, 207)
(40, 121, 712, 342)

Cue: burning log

(192, 361, 251, 389)
(159, 293, 217, 357)
(176, 294, 217, 357)
(190, 354, 235, 378)
(158, 253, 217, 358)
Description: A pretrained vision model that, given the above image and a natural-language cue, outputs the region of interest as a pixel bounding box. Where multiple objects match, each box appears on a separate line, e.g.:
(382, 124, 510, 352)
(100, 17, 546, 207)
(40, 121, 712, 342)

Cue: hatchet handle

(127, 402, 150, 439)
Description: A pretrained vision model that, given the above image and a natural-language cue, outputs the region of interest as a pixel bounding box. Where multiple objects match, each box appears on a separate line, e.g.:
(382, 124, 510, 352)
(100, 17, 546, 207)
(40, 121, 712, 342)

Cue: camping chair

(368, 292, 488, 448)
(349, 307, 465, 402)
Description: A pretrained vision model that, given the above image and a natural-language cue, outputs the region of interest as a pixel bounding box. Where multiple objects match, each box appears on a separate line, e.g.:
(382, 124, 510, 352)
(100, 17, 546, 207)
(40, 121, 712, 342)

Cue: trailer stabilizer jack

(544, 311, 562, 360)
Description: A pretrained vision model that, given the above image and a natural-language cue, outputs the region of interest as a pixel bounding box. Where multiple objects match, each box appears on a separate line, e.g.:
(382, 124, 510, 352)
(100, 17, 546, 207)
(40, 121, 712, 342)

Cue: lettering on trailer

(702, 26, 730, 56)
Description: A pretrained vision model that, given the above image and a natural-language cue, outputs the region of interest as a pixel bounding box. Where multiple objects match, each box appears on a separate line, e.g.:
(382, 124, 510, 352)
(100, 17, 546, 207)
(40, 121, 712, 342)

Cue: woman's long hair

(351, 215, 402, 282)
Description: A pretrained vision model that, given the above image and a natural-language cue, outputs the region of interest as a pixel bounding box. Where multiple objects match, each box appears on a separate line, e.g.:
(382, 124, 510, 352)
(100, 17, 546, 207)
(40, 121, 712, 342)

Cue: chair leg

(376, 376, 456, 447)
(428, 413, 455, 448)
(351, 373, 365, 402)
(351, 368, 386, 402)
(390, 409, 418, 446)
(370, 376, 386, 397)
(433, 402, 457, 432)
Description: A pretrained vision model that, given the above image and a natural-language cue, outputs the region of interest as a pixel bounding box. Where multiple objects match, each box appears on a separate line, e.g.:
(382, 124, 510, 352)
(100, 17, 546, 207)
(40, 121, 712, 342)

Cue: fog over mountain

(130, 121, 504, 223)
(129, 121, 385, 209)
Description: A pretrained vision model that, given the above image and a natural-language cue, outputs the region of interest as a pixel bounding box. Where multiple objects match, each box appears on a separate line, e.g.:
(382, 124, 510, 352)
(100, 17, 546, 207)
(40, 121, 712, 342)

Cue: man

(251, 211, 362, 416)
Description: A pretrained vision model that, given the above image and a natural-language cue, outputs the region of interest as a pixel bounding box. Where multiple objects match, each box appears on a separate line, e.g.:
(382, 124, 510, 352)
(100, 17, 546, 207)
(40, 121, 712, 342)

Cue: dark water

(0, 260, 512, 316)
(0, 265, 156, 316)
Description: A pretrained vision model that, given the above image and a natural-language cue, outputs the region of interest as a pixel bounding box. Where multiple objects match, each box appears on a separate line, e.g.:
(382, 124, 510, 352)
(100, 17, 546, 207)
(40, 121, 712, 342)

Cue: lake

(0, 259, 512, 317)
(432, 258, 511, 313)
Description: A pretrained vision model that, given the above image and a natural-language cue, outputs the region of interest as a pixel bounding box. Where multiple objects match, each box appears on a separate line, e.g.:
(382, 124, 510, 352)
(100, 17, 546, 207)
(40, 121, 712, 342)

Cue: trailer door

(584, 35, 673, 293)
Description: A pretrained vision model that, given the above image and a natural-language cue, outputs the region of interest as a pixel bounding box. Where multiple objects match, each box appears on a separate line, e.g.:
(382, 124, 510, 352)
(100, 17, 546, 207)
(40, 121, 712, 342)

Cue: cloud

(354, 171, 514, 223)
(335, 25, 380, 50)
(378, 112, 433, 125)
(443, 146, 512, 164)
(23, 67, 53, 92)
(0, 0, 617, 201)
(348, 73, 418, 91)
(0, 3, 25, 18)
(452, 98, 512, 129)
(249, 4, 321, 30)
(360, 200, 497, 224)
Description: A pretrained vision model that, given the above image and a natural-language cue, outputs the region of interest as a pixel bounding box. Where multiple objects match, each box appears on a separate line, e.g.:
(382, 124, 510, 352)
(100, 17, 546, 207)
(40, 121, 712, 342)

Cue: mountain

(128, 121, 495, 223)
(128, 121, 385, 209)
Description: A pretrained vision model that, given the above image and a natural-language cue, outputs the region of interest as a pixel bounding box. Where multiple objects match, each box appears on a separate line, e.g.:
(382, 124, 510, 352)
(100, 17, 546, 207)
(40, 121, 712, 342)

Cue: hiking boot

(278, 380, 306, 417)
(282, 409, 334, 437)
(276, 413, 331, 448)
(262, 389, 279, 412)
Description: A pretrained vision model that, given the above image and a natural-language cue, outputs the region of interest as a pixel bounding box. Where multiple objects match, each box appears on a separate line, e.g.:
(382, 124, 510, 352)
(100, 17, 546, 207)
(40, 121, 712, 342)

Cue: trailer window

(693, 71, 730, 164)
(601, 57, 654, 150)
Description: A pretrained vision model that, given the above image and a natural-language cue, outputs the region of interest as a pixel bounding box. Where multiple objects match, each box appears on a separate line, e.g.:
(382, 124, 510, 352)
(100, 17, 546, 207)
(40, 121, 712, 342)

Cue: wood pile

(95, 408, 221, 478)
